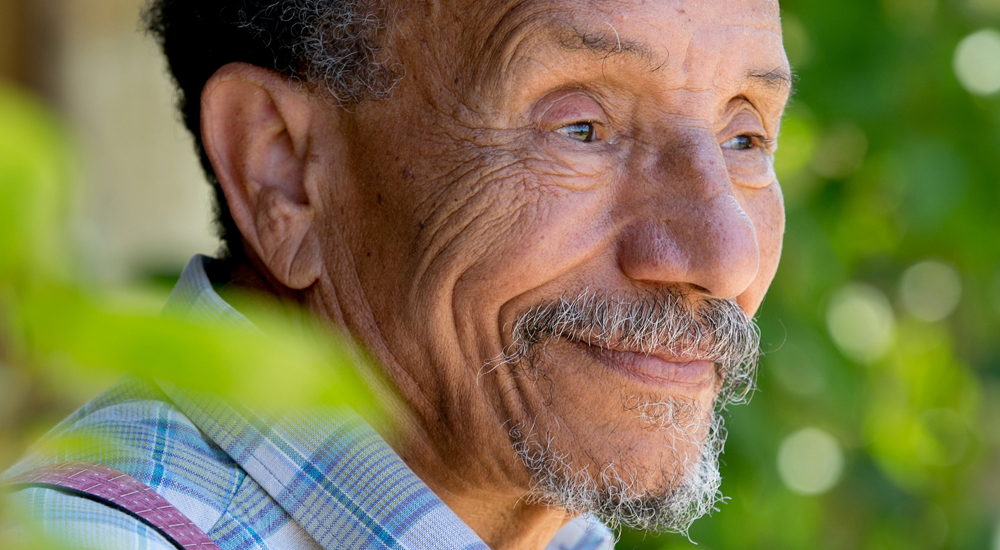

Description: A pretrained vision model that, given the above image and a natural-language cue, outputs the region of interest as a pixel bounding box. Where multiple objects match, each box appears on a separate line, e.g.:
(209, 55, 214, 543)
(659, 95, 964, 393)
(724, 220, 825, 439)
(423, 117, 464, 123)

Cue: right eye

(556, 122, 597, 143)
(722, 135, 756, 150)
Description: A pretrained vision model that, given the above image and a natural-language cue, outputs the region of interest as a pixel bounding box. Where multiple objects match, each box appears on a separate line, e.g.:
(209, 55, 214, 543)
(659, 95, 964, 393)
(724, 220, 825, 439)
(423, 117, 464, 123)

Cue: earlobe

(201, 62, 323, 290)
(254, 186, 322, 289)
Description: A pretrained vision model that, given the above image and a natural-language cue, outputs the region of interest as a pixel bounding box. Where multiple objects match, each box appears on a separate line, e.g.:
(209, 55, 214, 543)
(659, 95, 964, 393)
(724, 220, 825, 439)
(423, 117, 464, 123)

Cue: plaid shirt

(4, 255, 615, 550)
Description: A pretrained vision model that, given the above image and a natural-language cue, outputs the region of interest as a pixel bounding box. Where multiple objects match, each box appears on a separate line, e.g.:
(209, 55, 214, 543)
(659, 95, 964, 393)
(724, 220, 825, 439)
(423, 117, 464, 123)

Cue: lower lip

(580, 343, 716, 391)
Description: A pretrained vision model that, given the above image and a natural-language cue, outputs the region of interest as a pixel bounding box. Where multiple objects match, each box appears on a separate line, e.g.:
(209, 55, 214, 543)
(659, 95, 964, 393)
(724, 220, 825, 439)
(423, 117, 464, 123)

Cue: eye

(722, 134, 759, 151)
(556, 122, 597, 143)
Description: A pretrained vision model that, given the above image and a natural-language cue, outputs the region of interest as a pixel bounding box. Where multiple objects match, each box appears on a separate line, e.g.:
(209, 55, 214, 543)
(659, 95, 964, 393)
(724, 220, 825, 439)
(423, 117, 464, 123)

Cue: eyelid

(534, 89, 611, 127)
(723, 104, 775, 144)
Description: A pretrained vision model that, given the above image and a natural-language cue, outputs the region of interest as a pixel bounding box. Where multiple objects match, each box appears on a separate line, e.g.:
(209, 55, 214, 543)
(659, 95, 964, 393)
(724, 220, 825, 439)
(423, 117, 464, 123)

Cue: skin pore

(198, 0, 790, 548)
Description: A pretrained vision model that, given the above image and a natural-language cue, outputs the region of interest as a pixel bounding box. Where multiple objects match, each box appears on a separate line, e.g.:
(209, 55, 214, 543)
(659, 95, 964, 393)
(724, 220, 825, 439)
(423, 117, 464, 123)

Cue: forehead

(442, 0, 787, 107)
(455, 0, 783, 34)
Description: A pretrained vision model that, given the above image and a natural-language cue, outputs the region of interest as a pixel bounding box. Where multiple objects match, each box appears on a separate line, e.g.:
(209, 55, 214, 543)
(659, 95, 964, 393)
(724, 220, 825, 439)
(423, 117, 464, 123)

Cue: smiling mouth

(575, 340, 718, 392)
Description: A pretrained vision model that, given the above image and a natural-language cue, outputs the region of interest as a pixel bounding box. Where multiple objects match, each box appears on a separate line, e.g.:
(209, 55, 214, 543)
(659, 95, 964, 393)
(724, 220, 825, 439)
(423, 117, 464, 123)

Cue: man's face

(316, 0, 788, 531)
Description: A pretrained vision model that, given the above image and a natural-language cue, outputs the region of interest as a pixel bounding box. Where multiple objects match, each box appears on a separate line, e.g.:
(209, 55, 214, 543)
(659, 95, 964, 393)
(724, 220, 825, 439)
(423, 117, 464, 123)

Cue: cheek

(443, 156, 618, 302)
(527, 134, 620, 191)
(735, 182, 785, 314)
(724, 150, 776, 190)
(411, 133, 621, 288)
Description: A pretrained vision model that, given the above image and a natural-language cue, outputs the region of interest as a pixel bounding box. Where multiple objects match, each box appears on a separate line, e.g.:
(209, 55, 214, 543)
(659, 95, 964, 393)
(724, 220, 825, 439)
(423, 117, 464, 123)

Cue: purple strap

(7, 461, 221, 550)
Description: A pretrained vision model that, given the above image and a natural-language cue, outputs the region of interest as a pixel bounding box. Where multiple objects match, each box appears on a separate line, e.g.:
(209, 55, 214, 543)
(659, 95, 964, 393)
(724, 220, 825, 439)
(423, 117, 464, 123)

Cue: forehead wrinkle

(464, 2, 571, 97)
(674, 23, 787, 99)
(456, 0, 787, 114)
(464, 0, 680, 97)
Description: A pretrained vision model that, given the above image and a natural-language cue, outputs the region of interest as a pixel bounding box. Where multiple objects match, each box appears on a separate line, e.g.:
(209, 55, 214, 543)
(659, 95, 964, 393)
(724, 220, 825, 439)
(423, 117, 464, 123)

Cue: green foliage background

(4, 1, 1000, 548)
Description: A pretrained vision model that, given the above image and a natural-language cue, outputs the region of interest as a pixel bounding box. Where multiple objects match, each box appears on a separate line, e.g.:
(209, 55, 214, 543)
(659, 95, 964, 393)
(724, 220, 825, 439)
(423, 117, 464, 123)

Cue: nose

(616, 132, 760, 300)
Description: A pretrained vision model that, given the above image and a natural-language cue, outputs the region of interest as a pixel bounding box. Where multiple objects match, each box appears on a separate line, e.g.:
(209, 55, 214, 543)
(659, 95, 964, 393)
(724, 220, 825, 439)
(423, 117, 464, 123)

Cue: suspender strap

(6, 461, 221, 550)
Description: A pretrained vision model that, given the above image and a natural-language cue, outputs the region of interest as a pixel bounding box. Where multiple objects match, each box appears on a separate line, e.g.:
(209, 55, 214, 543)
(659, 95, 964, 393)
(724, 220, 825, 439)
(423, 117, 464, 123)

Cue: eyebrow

(557, 24, 662, 67)
(556, 24, 794, 95)
(747, 67, 794, 94)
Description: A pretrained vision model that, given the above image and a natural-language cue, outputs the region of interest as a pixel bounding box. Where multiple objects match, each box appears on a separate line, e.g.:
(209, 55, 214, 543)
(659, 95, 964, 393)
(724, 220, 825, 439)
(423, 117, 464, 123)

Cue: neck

(387, 407, 573, 549)
(428, 487, 571, 549)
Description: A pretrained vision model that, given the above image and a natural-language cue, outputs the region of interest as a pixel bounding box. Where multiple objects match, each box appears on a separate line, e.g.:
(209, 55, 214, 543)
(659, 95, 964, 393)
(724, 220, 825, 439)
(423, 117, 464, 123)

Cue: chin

(509, 405, 726, 534)
(505, 339, 727, 533)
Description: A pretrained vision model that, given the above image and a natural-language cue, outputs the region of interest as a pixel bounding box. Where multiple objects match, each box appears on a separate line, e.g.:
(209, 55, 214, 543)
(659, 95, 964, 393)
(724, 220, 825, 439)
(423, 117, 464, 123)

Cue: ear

(201, 62, 324, 290)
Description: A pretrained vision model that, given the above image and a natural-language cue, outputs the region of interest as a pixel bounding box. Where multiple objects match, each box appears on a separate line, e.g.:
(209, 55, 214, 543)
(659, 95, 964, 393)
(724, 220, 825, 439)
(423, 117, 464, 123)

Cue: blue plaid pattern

(4, 255, 615, 550)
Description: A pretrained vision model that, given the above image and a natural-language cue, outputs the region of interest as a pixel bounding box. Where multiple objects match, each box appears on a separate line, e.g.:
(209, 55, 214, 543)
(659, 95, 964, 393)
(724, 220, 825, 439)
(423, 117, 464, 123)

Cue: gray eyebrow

(747, 67, 795, 95)
(556, 24, 663, 68)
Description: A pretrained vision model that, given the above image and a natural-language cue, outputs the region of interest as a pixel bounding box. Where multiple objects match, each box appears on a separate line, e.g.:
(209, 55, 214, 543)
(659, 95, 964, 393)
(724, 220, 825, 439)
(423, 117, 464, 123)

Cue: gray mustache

(503, 289, 761, 405)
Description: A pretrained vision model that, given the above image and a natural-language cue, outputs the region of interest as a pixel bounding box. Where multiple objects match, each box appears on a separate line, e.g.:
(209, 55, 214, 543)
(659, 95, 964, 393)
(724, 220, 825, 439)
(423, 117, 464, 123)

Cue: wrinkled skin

(199, 0, 790, 547)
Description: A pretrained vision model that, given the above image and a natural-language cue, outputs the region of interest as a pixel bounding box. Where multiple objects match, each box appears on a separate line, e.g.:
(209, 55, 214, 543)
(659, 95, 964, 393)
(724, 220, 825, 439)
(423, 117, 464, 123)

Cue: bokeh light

(899, 260, 962, 322)
(769, 342, 827, 398)
(953, 29, 1000, 95)
(777, 427, 845, 495)
(826, 283, 896, 364)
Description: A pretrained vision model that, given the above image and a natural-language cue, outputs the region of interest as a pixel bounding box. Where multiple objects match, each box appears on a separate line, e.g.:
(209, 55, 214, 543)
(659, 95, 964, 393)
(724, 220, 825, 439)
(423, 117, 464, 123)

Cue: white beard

(510, 402, 727, 536)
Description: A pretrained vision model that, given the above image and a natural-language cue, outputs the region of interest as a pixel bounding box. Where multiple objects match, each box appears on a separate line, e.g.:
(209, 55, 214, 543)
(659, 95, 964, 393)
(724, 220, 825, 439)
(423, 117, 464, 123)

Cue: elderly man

(4, 0, 790, 548)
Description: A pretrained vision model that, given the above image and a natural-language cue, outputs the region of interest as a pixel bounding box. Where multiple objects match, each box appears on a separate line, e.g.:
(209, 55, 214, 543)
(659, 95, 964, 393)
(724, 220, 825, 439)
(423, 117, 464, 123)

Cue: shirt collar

(163, 254, 255, 330)
(162, 255, 614, 550)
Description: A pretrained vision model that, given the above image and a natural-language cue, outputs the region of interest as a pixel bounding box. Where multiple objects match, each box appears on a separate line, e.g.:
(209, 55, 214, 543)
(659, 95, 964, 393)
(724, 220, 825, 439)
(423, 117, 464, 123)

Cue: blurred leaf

(0, 81, 380, 547)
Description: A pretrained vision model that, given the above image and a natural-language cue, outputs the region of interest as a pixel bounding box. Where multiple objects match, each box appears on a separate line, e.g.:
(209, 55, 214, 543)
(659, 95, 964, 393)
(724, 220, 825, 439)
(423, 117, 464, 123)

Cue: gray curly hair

(235, 0, 398, 102)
